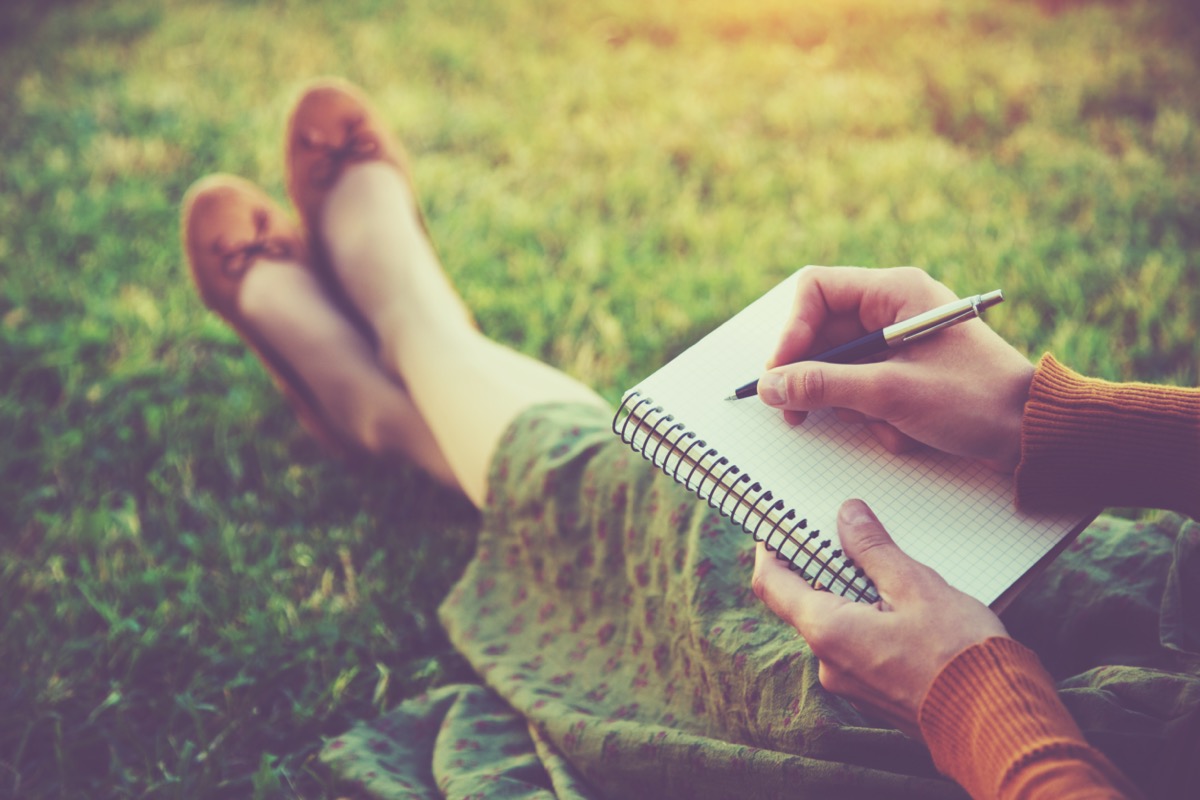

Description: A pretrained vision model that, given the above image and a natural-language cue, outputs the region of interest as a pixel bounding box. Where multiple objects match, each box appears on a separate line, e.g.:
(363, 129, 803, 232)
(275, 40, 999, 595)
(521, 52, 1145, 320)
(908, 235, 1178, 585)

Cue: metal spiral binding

(613, 390, 879, 604)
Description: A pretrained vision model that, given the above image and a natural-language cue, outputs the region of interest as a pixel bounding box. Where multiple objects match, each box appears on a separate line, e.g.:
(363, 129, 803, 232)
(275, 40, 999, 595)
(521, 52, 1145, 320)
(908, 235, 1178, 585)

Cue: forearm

(1015, 354, 1200, 519)
(919, 637, 1139, 799)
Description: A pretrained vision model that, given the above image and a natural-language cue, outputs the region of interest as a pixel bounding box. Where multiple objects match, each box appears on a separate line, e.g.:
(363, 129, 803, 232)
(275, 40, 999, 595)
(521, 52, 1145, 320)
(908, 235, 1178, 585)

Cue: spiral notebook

(612, 270, 1092, 608)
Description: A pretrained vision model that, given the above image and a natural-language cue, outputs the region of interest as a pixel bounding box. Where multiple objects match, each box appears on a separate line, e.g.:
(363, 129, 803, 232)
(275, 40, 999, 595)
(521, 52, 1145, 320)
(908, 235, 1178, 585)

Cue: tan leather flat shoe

(284, 77, 427, 259)
(181, 174, 361, 459)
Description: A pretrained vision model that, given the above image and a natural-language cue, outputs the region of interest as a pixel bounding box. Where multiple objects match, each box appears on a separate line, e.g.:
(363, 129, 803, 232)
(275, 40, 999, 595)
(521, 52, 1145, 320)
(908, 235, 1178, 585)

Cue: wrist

(978, 356, 1034, 473)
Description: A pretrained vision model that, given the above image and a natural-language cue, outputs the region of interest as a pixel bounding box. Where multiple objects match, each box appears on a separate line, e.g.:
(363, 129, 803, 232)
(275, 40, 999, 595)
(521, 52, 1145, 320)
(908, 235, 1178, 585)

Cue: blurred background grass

(1, 0, 1198, 796)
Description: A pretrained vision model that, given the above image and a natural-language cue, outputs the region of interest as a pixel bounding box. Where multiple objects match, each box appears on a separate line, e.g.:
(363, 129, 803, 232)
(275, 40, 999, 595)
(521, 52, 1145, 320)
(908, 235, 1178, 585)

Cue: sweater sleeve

(1014, 354, 1200, 519)
(919, 637, 1141, 800)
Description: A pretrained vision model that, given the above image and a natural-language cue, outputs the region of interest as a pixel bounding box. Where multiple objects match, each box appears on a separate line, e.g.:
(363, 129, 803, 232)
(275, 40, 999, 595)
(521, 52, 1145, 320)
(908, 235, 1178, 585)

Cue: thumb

(757, 361, 892, 415)
(836, 499, 929, 602)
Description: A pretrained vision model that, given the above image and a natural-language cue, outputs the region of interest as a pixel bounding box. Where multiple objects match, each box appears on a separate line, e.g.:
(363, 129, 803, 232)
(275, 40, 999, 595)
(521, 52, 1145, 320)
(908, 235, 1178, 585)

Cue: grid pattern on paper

(626, 271, 1086, 606)
(616, 396, 878, 600)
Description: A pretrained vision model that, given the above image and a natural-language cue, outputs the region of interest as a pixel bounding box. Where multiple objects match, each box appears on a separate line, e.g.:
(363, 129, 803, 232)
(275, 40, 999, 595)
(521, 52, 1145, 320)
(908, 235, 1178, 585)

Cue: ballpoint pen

(726, 290, 1005, 401)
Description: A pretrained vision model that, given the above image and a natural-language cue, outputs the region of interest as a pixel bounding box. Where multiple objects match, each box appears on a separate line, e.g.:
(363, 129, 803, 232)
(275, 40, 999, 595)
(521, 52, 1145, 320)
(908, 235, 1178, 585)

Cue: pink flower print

(577, 544, 595, 569)
(631, 663, 650, 689)
(611, 483, 628, 511)
(568, 638, 590, 662)
(455, 738, 481, 751)
(740, 618, 758, 633)
(585, 684, 609, 703)
(506, 615, 525, 635)
(549, 672, 575, 686)
(644, 606, 657, 627)
(695, 558, 714, 579)
(537, 602, 556, 623)
(631, 627, 644, 655)
(702, 518, 723, 539)
(653, 643, 669, 672)
(555, 563, 576, 591)
(772, 653, 798, 674)
(483, 643, 509, 656)
(596, 621, 617, 646)
(635, 562, 651, 587)
(610, 702, 640, 720)
(475, 577, 496, 599)
(653, 537, 663, 557)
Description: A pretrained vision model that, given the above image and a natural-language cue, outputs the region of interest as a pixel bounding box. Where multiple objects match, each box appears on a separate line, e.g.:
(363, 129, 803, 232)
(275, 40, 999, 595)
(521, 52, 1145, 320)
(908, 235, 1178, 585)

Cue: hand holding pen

(749, 266, 1037, 473)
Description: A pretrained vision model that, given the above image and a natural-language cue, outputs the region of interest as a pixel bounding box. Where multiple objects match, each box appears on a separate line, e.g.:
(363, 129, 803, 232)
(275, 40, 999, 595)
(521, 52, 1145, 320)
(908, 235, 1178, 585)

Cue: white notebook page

(627, 270, 1087, 606)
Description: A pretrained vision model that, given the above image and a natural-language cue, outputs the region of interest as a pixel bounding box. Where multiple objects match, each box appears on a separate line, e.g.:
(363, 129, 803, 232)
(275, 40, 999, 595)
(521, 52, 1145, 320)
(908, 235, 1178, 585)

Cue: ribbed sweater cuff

(919, 637, 1114, 799)
(1015, 354, 1200, 518)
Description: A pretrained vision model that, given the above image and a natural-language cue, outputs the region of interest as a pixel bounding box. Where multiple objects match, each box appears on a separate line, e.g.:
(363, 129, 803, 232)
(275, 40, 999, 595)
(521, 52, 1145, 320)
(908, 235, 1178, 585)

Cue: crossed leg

(317, 161, 609, 507)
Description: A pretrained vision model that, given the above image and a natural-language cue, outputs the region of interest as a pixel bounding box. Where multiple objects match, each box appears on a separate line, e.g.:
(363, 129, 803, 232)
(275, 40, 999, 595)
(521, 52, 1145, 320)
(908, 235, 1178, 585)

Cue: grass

(2, 0, 1199, 796)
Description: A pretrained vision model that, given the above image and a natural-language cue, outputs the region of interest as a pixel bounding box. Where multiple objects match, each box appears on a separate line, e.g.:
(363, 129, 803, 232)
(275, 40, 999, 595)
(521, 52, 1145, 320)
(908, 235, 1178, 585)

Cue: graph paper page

(630, 270, 1088, 605)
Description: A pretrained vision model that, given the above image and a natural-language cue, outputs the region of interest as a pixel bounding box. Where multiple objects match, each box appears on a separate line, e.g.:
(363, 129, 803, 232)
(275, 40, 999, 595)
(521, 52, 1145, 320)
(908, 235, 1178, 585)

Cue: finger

(758, 360, 898, 416)
(768, 266, 874, 368)
(752, 541, 849, 633)
(836, 500, 931, 601)
(833, 407, 868, 424)
(782, 409, 808, 426)
(863, 421, 921, 455)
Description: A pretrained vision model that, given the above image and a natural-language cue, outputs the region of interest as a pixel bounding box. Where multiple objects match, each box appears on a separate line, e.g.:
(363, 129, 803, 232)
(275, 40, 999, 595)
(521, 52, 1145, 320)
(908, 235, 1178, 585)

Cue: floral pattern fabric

(323, 403, 1200, 800)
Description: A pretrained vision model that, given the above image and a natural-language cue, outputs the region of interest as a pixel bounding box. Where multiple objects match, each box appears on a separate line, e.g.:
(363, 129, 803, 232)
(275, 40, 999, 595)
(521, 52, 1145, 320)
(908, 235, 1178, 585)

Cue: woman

(182, 78, 1199, 799)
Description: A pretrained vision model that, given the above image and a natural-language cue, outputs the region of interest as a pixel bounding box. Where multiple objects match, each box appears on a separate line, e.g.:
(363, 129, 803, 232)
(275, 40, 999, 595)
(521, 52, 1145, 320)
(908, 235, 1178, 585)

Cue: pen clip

(900, 301, 982, 344)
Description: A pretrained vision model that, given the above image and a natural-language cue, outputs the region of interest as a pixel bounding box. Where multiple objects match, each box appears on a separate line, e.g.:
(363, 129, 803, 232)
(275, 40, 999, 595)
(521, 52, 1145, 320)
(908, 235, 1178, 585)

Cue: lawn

(2, 0, 1198, 796)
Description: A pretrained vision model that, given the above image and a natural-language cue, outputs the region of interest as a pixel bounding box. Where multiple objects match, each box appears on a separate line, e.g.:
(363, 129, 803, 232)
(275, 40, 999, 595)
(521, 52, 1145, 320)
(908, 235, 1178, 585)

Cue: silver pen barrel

(882, 290, 1004, 346)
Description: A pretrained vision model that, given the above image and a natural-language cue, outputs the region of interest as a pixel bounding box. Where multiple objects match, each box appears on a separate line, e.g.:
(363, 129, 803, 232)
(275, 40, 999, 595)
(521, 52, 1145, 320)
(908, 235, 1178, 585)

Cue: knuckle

(750, 565, 770, 601)
(793, 368, 827, 408)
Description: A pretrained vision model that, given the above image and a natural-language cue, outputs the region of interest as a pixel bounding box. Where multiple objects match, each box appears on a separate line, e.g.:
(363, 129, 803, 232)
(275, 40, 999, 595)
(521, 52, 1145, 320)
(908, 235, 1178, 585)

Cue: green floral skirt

(323, 403, 1200, 799)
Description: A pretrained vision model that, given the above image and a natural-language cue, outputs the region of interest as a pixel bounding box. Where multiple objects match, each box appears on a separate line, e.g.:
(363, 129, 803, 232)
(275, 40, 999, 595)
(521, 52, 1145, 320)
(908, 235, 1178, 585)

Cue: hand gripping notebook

(612, 270, 1093, 608)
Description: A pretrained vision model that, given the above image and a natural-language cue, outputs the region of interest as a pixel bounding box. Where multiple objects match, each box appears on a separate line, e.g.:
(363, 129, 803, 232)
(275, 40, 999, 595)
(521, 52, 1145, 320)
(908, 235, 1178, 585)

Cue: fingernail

(839, 499, 875, 527)
(758, 372, 786, 406)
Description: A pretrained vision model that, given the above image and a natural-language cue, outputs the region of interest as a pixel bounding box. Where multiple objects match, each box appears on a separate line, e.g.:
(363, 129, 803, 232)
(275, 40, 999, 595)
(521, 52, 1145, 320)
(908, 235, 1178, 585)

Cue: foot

(181, 174, 459, 487)
(284, 79, 474, 376)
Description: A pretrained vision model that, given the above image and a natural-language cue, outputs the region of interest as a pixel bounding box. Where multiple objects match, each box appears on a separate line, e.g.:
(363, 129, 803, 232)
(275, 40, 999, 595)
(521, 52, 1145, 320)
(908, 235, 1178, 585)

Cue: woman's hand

(752, 499, 1008, 738)
(757, 266, 1035, 472)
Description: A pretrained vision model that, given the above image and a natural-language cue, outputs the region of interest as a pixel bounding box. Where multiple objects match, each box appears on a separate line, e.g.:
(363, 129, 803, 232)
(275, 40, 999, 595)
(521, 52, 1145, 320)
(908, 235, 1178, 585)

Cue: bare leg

(238, 258, 461, 490)
(320, 162, 609, 508)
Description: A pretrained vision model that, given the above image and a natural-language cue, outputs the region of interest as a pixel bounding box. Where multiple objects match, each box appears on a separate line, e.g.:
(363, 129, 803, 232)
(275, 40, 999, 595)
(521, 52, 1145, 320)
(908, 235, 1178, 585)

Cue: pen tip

(724, 394, 738, 402)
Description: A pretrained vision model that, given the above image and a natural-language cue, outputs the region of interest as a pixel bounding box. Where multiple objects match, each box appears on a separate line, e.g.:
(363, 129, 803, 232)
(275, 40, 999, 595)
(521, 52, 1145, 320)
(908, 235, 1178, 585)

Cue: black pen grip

(730, 329, 888, 399)
(810, 329, 888, 364)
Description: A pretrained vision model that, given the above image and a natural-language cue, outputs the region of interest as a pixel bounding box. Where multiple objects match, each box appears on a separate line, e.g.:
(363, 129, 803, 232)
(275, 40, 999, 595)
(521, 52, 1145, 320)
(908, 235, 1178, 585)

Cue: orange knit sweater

(918, 354, 1200, 800)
